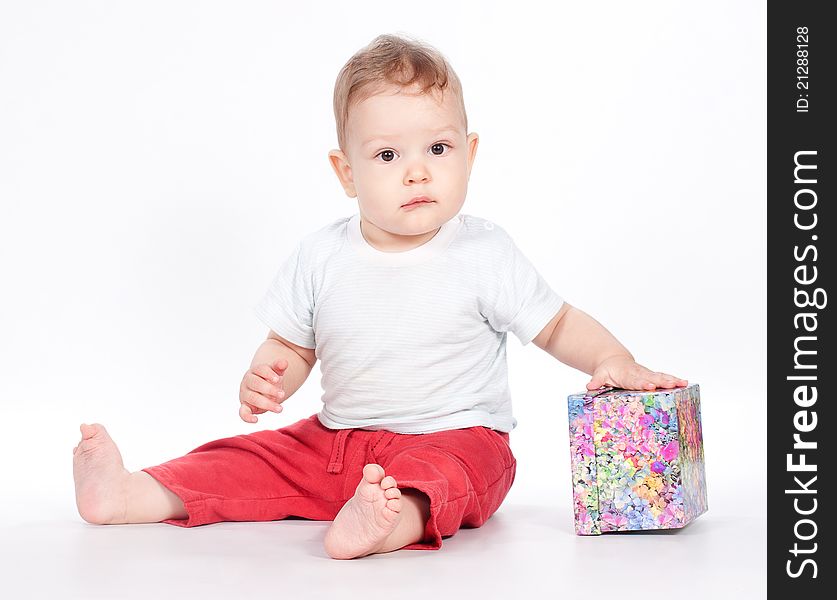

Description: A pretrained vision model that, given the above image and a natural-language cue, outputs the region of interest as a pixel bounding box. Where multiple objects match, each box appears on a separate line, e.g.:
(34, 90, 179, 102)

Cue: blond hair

(332, 34, 468, 151)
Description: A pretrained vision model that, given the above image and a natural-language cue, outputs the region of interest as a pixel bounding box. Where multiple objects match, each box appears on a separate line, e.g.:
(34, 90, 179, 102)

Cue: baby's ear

(465, 132, 479, 177)
(328, 149, 356, 197)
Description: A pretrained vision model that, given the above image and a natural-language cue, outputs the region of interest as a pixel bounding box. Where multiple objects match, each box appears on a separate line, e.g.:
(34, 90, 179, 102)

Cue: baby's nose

(404, 168, 430, 184)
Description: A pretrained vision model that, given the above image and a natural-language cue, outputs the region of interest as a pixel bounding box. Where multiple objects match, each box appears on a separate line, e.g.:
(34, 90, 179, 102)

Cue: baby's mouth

(402, 196, 435, 208)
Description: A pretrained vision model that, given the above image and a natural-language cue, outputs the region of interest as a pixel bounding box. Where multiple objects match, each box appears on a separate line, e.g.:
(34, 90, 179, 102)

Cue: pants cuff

(141, 465, 208, 528)
(394, 483, 444, 551)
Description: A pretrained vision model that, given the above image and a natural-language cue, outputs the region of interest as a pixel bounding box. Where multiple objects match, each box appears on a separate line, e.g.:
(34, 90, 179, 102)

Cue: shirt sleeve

(482, 235, 564, 346)
(253, 242, 316, 349)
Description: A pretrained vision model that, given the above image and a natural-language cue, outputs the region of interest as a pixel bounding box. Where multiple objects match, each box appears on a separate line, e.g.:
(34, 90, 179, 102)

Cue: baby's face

(329, 84, 478, 244)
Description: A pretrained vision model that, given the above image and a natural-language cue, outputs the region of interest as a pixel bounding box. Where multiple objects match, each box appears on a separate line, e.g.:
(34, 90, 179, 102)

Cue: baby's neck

(359, 218, 441, 253)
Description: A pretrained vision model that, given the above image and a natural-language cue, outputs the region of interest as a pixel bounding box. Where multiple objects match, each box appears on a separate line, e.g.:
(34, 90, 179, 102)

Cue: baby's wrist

(595, 353, 634, 370)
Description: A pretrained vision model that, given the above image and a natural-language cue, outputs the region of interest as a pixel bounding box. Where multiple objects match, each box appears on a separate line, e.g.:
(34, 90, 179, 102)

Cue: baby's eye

(430, 143, 450, 156)
(376, 149, 397, 162)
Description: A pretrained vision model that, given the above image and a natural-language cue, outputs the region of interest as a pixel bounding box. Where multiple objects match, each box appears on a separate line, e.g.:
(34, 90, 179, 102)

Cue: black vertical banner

(768, 3, 833, 598)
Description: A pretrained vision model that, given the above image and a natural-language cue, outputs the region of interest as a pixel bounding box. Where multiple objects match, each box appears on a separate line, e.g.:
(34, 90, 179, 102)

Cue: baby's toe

(362, 463, 385, 484)
(384, 487, 401, 500)
(380, 475, 397, 489)
(80, 423, 97, 440)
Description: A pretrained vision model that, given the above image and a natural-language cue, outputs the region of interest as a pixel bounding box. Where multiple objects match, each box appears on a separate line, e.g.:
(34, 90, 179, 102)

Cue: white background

(0, 1, 765, 598)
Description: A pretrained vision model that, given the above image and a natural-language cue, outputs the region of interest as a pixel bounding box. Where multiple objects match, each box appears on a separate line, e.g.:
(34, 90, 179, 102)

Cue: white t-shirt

(253, 212, 564, 434)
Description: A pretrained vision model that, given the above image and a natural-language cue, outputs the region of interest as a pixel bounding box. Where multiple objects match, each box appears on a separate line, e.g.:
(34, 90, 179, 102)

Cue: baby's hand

(239, 358, 288, 423)
(586, 355, 688, 392)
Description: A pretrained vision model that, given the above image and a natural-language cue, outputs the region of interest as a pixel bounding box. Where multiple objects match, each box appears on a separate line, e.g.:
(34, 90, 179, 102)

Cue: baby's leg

(73, 423, 186, 524)
(360, 426, 517, 552)
(323, 463, 431, 559)
(323, 425, 516, 558)
(77, 413, 354, 529)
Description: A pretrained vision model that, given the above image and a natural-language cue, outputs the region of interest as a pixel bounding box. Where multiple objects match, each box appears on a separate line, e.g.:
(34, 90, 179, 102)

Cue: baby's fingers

(239, 403, 259, 423)
(636, 370, 688, 390)
(614, 367, 659, 391)
(255, 363, 283, 383)
(242, 389, 284, 415)
(239, 398, 283, 424)
(246, 371, 286, 403)
(270, 357, 289, 377)
(650, 372, 688, 389)
(586, 373, 614, 391)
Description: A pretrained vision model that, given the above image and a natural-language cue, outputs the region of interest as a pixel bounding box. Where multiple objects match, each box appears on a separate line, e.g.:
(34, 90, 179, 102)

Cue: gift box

(567, 384, 707, 535)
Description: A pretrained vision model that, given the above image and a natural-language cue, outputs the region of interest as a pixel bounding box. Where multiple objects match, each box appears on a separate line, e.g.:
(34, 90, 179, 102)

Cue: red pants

(141, 413, 517, 551)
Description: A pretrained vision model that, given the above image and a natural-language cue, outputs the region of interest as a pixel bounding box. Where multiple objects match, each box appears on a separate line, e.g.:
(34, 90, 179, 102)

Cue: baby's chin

(391, 215, 451, 236)
(361, 200, 462, 234)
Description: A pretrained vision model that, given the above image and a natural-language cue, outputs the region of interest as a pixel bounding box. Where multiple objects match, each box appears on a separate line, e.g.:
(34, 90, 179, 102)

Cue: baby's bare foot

(324, 463, 403, 559)
(73, 423, 131, 524)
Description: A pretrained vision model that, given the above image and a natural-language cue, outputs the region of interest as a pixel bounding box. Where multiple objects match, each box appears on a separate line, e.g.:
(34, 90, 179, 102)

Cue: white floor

(1, 379, 767, 599)
(1, 489, 765, 600)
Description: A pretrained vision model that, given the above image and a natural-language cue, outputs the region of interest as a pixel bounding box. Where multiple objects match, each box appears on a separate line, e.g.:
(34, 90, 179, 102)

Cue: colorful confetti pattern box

(567, 384, 707, 535)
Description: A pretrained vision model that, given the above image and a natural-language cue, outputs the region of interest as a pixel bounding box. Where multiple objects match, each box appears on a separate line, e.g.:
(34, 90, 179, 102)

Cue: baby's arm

(239, 330, 316, 422)
(254, 330, 316, 397)
(532, 303, 687, 391)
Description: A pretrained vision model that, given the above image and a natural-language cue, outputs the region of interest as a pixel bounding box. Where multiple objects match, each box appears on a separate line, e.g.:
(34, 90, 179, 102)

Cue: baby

(72, 34, 687, 560)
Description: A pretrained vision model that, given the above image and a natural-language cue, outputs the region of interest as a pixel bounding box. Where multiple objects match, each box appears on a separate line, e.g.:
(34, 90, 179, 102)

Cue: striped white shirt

(254, 212, 564, 434)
